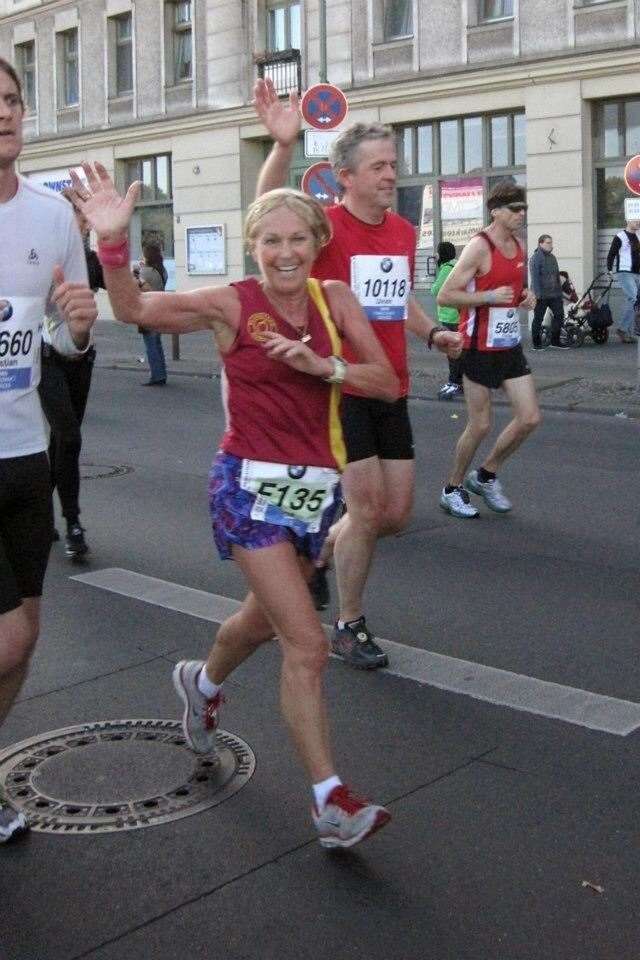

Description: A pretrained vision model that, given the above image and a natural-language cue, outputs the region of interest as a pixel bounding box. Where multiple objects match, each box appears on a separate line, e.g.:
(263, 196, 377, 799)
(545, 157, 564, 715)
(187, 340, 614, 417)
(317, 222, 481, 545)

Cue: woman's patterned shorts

(208, 451, 341, 562)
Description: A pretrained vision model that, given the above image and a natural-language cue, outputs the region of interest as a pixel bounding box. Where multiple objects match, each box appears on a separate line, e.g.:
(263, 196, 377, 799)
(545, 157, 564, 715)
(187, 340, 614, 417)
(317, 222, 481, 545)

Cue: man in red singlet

(437, 181, 540, 519)
(254, 78, 461, 669)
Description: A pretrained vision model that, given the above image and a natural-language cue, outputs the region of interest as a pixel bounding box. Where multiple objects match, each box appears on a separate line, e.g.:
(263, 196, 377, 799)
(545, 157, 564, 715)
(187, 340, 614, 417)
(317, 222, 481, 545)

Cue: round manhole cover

(0, 719, 255, 835)
(79, 462, 133, 480)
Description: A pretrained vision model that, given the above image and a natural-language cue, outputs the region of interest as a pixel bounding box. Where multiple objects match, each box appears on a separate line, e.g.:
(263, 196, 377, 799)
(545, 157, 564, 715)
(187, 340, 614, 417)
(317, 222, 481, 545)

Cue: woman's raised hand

(253, 77, 301, 147)
(70, 162, 140, 241)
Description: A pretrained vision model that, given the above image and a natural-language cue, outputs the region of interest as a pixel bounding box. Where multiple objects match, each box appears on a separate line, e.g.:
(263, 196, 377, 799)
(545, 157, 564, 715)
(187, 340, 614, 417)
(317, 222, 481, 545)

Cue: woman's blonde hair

(244, 188, 332, 252)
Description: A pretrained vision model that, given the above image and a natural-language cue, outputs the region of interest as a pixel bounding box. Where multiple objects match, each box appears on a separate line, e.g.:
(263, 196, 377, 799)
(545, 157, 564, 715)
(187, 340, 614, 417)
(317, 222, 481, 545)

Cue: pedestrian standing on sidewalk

(529, 234, 566, 350)
(432, 241, 463, 399)
(38, 186, 104, 561)
(136, 241, 168, 386)
(606, 220, 640, 343)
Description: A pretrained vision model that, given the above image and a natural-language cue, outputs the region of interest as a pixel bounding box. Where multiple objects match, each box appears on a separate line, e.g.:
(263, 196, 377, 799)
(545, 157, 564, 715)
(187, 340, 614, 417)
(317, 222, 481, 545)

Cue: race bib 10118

(350, 255, 411, 322)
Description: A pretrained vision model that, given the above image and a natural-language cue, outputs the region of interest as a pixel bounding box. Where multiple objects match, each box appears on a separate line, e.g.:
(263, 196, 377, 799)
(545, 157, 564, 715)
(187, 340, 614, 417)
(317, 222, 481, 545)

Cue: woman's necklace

(264, 287, 312, 343)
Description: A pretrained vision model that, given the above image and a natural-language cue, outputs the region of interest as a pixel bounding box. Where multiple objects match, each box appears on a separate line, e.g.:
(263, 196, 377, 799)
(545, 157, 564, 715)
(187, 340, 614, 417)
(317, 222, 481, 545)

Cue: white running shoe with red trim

(312, 785, 391, 849)
(172, 660, 223, 755)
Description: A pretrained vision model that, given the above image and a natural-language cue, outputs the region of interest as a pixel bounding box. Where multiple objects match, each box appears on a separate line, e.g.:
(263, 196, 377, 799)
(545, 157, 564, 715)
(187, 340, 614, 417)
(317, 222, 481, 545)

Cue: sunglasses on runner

(503, 202, 528, 212)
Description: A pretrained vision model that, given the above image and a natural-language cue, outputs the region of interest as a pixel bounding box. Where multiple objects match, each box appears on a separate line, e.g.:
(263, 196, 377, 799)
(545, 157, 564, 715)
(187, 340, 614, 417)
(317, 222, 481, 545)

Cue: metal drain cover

(0, 719, 255, 835)
(79, 462, 133, 480)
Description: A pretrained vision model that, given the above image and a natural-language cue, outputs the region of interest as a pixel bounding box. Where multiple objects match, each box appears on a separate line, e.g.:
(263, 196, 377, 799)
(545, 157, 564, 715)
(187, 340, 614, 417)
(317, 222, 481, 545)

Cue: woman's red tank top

(459, 230, 526, 352)
(220, 277, 346, 470)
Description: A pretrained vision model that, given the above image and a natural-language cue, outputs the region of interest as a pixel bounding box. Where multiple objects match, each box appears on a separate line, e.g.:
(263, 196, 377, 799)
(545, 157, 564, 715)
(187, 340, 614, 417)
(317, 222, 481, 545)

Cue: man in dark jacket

(529, 234, 567, 349)
(606, 220, 640, 343)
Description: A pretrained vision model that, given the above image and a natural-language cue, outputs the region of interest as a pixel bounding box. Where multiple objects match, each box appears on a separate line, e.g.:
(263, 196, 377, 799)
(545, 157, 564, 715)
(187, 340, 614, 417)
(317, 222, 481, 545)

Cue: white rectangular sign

(186, 225, 226, 276)
(304, 130, 340, 159)
(27, 166, 86, 193)
(624, 197, 640, 220)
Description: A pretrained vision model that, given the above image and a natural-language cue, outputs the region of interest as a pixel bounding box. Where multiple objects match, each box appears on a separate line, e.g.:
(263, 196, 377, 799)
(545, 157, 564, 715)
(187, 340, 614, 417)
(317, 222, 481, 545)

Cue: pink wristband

(97, 237, 130, 269)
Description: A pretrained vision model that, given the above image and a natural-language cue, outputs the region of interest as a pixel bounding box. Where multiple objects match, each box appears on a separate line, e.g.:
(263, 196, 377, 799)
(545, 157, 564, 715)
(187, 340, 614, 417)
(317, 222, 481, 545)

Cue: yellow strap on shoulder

(306, 278, 346, 472)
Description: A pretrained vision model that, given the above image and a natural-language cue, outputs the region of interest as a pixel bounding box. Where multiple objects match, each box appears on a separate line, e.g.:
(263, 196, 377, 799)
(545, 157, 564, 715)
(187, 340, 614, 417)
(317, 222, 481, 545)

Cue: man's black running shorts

(0, 453, 53, 615)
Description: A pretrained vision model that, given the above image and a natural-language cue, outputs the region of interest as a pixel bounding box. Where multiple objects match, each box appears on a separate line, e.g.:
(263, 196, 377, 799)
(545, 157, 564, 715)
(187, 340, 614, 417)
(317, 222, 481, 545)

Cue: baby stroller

(544, 273, 613, 348)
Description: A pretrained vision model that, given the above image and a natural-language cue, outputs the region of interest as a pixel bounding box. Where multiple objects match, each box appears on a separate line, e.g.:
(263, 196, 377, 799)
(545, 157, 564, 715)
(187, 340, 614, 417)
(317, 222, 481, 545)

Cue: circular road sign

(301, 162, 341, 207)
(624, 155, 640, 196)
(301, 84, 348, 131)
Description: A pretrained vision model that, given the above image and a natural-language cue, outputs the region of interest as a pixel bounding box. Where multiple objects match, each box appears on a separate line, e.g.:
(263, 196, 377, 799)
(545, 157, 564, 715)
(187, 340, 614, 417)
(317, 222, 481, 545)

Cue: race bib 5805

(487, 307, 521, 349)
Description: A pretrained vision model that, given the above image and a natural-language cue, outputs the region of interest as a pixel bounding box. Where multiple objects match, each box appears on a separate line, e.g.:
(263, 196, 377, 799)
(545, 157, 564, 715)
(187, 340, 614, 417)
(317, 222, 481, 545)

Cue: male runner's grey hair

(329, 123, 395, 179)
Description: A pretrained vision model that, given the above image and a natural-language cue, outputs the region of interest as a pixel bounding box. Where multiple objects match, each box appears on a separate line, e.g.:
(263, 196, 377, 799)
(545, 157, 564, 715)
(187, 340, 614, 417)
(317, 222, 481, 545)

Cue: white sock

(337, 617, 363, 631)
(313, 775, 342, 811)
(197, 668, 222, 700)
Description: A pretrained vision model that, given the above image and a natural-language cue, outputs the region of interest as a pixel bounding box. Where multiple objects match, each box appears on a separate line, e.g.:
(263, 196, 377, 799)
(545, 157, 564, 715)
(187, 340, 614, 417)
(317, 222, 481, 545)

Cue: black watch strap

(428, 325, 446, 350)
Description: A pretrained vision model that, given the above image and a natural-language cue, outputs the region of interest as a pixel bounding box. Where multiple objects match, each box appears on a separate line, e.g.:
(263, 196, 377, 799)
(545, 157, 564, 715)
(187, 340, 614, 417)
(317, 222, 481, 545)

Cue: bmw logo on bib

(288, 466, 306, 480)
(380, 258, 393, 273)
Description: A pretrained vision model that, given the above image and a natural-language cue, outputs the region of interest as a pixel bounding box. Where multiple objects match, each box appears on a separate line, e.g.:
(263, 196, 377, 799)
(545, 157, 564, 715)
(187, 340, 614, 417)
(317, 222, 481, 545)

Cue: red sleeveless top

(459, 230, 526, 352)
(220, 277, 346, 470)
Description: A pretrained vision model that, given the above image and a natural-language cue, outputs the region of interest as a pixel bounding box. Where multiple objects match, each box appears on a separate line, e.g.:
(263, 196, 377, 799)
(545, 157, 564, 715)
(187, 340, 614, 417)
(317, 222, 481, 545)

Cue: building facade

(2, 0, 640, 303)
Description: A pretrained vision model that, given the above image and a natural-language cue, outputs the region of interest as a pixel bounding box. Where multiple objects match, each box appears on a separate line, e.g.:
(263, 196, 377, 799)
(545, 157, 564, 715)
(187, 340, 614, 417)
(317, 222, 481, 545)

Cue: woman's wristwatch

(427, 325, 447, 350)
(323, 355, 347, 383)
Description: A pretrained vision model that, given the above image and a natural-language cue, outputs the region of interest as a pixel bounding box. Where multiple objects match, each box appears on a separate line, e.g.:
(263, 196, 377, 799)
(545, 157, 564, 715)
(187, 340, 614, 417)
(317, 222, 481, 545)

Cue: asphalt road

(1, 368, 639, 960)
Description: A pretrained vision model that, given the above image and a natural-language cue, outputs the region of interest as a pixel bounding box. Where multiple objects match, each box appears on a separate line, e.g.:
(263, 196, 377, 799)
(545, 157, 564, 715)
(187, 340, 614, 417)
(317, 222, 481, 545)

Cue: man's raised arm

(254, 78, 302, 196)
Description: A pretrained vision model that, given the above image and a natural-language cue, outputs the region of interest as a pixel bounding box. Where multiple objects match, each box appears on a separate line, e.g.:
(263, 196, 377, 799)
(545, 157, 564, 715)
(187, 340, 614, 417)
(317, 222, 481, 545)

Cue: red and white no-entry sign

(624, 155, 640, 196)
(301, 162, 341, 206)
(301, 84, 348, 131)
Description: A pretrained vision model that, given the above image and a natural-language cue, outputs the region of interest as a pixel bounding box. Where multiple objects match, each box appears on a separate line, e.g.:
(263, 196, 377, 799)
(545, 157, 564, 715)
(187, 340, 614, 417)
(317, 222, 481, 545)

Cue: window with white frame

(170, 0, 192, 81)
(267, 0, 301, 52)
(480, 0, 514, 21)
(58, 28, 79, 107)
(15, 40, 35, 111)
(113, 13, 133, 96)
(383, 0, 413, 40)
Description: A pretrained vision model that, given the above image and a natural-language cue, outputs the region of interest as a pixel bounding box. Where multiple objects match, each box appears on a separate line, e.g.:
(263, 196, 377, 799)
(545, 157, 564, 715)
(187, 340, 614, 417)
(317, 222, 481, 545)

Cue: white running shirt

(0, 176, 89, 459)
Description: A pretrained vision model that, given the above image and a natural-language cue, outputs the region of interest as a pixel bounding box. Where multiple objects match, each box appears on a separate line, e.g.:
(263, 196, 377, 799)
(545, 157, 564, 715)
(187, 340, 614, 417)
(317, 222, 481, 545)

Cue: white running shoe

(0, 800, 28, 843)
(312, 785, 391, 849)
(465, 470, 512, 513)
(172, 660, 223, 755)
(438, 382, 456, 400)
(439, 486, 479, 518)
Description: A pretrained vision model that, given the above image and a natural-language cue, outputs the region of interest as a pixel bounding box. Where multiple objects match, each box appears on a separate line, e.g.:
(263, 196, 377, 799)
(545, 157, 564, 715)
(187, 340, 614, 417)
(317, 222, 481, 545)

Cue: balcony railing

(255, 48, 302, 96)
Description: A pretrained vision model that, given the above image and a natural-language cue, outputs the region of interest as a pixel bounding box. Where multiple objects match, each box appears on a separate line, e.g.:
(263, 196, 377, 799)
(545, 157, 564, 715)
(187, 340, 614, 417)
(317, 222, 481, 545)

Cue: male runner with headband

(437, 181, 540, 519)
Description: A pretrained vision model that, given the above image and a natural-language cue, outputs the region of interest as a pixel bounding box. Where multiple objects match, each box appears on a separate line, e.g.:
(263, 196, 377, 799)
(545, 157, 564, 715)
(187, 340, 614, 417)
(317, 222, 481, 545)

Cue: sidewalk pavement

(93, 318, 640, 419)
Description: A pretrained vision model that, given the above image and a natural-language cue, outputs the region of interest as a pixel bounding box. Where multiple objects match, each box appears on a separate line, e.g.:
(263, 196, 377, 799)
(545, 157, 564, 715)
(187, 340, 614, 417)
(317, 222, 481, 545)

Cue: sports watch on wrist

(427, 325, 447, 350)
(323, 355, 347, 384)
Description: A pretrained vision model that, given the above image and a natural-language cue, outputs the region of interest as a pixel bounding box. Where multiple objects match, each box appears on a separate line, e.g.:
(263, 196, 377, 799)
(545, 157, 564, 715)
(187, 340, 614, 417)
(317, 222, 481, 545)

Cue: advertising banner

(417, 183, 434, 250)
(441, 178, 483, 246)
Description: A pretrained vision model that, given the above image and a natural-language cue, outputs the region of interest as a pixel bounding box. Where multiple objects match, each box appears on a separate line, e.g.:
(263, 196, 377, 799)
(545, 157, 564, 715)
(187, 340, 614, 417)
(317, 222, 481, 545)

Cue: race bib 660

(0, 296, 43, 392)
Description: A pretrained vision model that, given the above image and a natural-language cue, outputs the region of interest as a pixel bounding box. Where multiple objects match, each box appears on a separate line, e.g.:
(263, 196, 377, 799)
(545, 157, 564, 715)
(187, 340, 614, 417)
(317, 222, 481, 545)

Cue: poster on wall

(441, 178, 484, 247)
(186, 225, 226, 276)
(417, 183, 434, 250)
